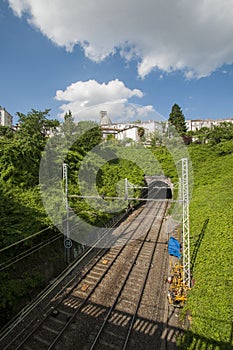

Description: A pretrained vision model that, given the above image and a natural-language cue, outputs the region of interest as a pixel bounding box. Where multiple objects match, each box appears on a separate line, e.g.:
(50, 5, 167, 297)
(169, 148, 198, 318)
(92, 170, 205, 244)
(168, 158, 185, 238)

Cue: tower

(99, 111, 112, 126)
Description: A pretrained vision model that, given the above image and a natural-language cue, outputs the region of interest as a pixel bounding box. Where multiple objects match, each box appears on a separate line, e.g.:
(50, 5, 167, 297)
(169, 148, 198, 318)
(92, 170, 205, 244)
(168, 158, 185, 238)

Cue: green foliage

(137, 126, 145, 139)
(189, 122, 233, 145)
(0, 186, 49, 248)
(208, 122, 233, 144)
(77, 121, 102, 151)
(61, 110, 79, 135)
(190, 126, 210, 144)
(66, 142, 147, 224)
(214, 138, 233, 155)
(0, 109, 59, 188)
(0, 271, 45, 325)
(152, 146, 178, 183)
(148, 130, 163, 147)
(0, 109, 60, 246)
(0, 126, 14, 137)
(179, 140, 233, 349)
(97, 158, 144, 198)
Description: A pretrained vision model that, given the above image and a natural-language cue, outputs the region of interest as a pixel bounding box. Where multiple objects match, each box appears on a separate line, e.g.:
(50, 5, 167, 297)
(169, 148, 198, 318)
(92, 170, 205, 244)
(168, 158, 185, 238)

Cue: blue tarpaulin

(168, 237, 181, 258)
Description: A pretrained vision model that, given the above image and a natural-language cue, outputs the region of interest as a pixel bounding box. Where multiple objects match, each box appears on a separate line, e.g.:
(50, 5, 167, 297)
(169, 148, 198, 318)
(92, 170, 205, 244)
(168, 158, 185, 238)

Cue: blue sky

(1, 0, 233, 124)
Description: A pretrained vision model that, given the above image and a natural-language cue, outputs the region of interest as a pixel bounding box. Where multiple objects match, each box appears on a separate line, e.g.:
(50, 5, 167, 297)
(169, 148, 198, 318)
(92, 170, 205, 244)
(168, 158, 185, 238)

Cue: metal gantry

(181, 158, 191, 288)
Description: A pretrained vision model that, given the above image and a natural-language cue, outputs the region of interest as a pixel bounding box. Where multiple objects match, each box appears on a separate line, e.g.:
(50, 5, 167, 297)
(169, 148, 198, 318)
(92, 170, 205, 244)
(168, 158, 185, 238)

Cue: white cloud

(55, 79, 158, 122)
(8, 0, 233, 78)
(55, 79, 142, 104)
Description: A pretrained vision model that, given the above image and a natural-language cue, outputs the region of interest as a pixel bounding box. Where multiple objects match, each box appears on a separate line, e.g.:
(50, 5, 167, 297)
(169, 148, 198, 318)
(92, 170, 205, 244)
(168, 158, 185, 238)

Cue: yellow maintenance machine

(167, 261, 190, 307)
(166, 236, 191, 307)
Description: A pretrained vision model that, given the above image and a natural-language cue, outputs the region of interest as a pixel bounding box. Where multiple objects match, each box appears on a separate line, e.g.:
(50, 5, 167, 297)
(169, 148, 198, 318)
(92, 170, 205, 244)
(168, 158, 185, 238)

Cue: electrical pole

(125, 178, 129, 203)
(181, 158, 191, 288)
(63, 163, 71, 264)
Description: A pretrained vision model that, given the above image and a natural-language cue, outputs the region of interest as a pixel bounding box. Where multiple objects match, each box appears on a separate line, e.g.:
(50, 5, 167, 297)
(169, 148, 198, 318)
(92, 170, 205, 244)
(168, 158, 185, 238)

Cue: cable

(0, 226, 52, 253)
(0, 232, 62, 267)
(0, 184, 147, 269)
(0, 234, 62, 272)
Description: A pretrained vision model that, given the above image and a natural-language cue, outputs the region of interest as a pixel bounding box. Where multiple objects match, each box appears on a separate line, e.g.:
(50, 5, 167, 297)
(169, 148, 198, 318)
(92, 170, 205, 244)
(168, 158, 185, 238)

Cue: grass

(179, 143, 233, 349)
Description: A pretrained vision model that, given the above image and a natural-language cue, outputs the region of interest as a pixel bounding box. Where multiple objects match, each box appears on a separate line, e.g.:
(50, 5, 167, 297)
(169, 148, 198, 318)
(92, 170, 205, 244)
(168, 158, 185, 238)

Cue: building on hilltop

(99, 111, 164, 142)
(0, 106, 13, 127)
(186, 118, 233, 131)
(100, 111, 112, 126)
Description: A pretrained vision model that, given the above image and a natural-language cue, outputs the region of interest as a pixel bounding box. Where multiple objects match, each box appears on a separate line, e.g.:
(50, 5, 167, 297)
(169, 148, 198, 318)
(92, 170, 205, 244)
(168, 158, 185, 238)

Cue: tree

(16, 109, 58, 137)
(76, 121, 102, 152)
(0, 126, 13, 138)
(195, 127, 210, 144)
(61, 110, 78, 135)
(0, 109, 60, 188)
(137, 126, 145, 139)
(149, 131, 163, 147)
(168, 104, 187, 135)
(208, 122, 233, 144)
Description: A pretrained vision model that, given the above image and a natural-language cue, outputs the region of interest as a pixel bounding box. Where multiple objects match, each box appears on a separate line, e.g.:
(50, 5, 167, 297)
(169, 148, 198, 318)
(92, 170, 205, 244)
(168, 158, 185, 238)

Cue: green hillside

(179, 143, 233, 349)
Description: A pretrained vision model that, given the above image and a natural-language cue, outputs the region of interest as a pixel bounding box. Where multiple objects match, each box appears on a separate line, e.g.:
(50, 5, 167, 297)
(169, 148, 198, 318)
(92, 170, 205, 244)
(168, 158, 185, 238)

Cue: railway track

(1, 199, 169, 350)
(88, 203, 167, 350)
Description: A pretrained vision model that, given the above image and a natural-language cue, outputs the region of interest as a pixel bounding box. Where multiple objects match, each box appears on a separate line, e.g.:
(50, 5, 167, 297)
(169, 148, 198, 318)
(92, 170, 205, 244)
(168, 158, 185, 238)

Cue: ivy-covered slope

(180, 143, 233, 349)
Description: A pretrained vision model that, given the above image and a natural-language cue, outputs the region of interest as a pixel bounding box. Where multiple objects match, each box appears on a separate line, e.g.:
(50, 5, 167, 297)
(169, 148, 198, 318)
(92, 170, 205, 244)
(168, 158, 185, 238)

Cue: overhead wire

(0, 181, 171, 271)
(0, 210, 127, 272)
(0, 233, 63, 272)
(0, 226, 52, 253)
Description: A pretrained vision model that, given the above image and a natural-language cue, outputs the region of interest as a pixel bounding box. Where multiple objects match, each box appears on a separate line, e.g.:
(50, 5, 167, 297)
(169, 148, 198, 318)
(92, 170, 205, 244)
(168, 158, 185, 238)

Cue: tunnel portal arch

(145, 175, 173, 200)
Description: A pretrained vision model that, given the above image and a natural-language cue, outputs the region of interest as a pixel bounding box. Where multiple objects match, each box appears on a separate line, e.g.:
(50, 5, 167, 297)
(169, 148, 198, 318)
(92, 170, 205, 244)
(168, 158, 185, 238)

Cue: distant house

(133, 120, 164, 135)
(186, 118, 233, 131)
(101, 126, 121, 139)
(99, 111, 163, 142)
(117, 125, 140, 142)
(0, 106, 13, 127)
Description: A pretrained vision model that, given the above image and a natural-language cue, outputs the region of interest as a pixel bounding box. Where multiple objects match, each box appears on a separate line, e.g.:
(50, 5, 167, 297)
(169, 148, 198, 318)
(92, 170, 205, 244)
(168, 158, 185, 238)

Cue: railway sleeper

(138, 252, 153, 259)
(33, 334, 51, 346)
(126, 277, 145, 285)
(23, 345, 35, 350)
(62, 297, 82, 309)
(103, 329, 126, 341)
(108, 312, 131, 326)
(84, 276, 100, 285)
(56, 307, 73, 317)
(129, 269, 147, 276)
(118, 297, 137, 308)
(108, 248, 122, 255)
(41, 325, 60, 335)
(98, 339, 121, 350)
(48, 315, 66, 327)
(87, 271, 104, 279)
(92, 265, 108, 273)
(34, 327, 58, 343)
(121, 286, 142, 296)
(49, 309, 72, 327)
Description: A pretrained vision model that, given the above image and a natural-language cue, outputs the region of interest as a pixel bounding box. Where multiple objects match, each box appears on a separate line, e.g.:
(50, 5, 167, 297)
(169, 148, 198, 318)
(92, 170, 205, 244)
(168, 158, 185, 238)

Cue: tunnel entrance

(148, 180, 172, 199)
(144, 176, 173, 200)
